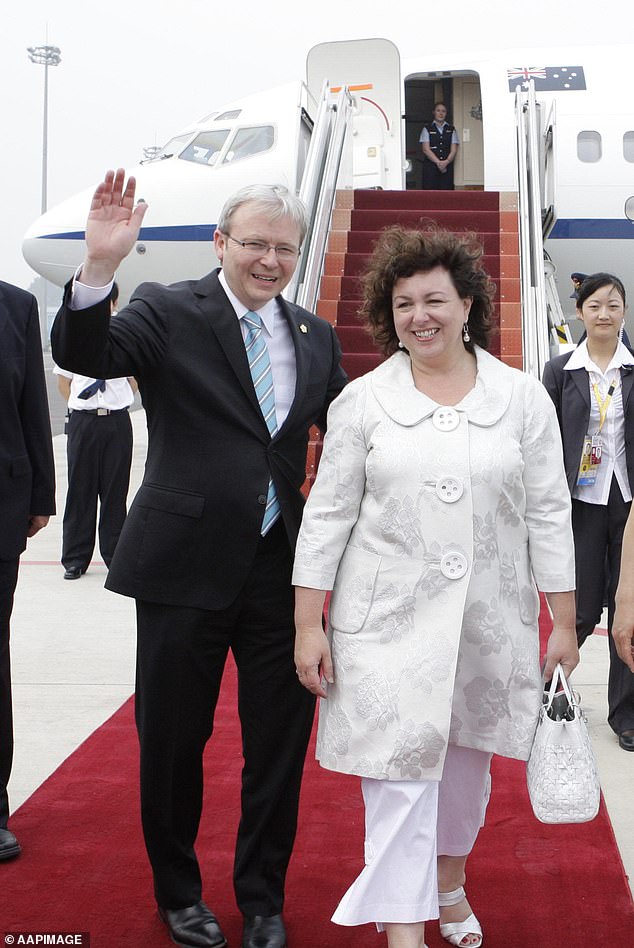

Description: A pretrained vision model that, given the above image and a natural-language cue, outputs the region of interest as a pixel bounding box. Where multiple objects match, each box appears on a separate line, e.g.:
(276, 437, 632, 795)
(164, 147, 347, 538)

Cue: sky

(1, 0, 628, 293)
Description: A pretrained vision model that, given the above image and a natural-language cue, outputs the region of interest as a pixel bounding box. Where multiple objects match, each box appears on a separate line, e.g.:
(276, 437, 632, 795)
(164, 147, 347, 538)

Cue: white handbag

(526, 662, 600, 824)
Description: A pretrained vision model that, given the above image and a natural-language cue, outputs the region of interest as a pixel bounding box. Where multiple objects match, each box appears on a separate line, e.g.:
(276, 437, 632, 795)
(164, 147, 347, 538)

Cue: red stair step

(350, 209, 501, 233)
(336, 301, 366, 324)
(342, 352, 384, 379)
(353, 190, 500, 211)
(335, 326, 380, 354)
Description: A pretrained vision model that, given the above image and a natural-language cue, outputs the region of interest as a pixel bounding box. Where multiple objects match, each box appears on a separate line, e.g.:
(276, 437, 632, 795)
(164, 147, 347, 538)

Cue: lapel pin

(299, 323, 308, 334)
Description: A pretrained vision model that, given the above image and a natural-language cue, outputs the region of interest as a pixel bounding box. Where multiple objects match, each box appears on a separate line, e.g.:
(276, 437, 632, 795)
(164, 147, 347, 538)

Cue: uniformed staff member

(54, 282, 136, 580)
(420, 102, 460, 190)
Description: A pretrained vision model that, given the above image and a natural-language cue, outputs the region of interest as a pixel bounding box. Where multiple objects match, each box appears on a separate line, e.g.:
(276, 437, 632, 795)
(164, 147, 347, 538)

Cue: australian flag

(507, 66, 586, 92)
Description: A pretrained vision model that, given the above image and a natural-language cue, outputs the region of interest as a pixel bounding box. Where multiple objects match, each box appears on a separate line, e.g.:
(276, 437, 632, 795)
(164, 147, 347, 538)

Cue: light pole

(27, 43, 61, 341)
(27, 44, 61, 215)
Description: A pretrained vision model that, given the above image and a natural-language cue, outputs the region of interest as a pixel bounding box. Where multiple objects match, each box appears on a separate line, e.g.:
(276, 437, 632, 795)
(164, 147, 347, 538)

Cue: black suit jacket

(0, 282, 56, 560)
(542, 350, 634, 494)
(51, 269, 347, 610)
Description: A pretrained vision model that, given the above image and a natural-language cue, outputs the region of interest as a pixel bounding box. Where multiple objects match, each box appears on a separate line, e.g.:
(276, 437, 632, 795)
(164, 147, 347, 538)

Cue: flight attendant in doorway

(420, 103, 460, 190)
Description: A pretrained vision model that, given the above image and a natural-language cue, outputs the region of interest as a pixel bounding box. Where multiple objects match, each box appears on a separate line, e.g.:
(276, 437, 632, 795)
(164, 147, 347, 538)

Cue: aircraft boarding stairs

(298, 79, 562, 489)
(302, 187, 523, 490)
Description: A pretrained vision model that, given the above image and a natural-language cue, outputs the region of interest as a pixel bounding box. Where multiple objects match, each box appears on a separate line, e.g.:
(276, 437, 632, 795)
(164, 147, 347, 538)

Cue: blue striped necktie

(243, 311, 281, 535)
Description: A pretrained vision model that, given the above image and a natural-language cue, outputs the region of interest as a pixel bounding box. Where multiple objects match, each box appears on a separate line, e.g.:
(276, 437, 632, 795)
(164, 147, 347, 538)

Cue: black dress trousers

(62, 409, 133, 570)
(0, 558, 20, 828)
(134, 518, 316, 914)
(573, 476, 634, 733)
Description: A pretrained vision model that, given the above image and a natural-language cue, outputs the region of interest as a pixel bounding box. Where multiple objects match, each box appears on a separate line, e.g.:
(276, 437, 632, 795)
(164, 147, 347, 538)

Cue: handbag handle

(543, 662, 575, 712)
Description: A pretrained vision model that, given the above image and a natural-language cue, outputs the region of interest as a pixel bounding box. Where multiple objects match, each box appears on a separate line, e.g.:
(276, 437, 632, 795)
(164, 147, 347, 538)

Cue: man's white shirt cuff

(70, 265, 114, 310)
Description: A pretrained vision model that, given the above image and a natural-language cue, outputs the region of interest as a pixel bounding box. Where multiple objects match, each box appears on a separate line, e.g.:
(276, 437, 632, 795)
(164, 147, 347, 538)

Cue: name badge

(577, 434, 602, 486)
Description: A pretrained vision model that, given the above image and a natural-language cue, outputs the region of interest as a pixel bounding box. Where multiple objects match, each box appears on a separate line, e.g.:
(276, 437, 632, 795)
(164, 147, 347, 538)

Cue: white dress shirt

(564, 339, 634, 504)
(53, 364, 134, 411)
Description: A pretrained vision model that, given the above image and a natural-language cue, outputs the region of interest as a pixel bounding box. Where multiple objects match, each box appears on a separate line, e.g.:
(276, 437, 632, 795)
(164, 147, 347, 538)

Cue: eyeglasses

(225, 234, 300, 261)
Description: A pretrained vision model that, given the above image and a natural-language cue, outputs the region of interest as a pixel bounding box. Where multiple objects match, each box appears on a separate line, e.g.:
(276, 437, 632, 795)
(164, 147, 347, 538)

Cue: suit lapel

(194, 270, 265, 427)
(569, 365, 591, 409)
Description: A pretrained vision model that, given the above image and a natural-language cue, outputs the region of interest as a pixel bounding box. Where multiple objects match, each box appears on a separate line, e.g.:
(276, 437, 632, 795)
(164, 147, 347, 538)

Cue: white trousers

(332, 745, 492, 928)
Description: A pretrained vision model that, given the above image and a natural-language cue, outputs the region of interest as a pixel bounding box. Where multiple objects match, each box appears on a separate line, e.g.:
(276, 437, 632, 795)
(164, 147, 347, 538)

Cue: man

(54, 282, 136, 580)
(420, 102, 460, 190)
(570, 271, 588, 300)
(51, 170, 347, 948)
(0, 282, 55, 861)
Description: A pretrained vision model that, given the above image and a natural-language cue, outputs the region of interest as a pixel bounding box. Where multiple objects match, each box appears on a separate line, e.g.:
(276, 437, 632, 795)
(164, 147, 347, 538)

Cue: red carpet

(2, 638, 633, 945)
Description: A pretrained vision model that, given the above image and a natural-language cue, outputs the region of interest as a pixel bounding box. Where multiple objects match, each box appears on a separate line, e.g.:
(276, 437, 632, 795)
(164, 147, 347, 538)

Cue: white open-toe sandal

(438, 885, 483, 947)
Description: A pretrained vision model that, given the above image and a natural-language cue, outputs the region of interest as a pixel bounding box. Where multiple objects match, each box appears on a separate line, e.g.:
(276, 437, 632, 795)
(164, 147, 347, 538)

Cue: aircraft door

(306, 39, 403, 190)
(404, 73, 484, 190)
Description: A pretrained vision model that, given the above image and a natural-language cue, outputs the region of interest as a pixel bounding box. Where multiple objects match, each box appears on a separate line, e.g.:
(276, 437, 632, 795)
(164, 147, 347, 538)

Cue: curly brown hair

(359, 223, 497, 356)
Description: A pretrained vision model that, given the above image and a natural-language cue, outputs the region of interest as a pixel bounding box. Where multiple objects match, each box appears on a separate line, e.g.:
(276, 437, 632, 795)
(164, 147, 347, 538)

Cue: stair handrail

(286, 83, 354, 311)
(515, 80, 550, 379)
(544, 256, 573, 351)
(541, 99, 557, 238)
(287, 79, 331, 301)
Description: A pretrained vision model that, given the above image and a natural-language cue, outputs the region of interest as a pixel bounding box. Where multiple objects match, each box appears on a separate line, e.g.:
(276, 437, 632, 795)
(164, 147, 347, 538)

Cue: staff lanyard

(591, 374, 619, 434)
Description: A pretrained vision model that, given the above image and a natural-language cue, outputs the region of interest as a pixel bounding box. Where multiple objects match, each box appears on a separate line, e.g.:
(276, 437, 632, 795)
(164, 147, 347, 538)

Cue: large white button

(432, 407, 460, 431)
(440, 552, 468, 580)
(436, 477, 463, 503)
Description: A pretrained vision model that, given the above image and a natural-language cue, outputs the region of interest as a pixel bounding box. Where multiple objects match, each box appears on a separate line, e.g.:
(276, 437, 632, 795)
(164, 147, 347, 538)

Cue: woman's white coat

(292, 348, 574, 781)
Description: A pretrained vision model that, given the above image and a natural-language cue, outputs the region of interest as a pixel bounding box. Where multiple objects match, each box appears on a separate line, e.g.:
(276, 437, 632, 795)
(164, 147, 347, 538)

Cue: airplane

(22, 38, 634, 334)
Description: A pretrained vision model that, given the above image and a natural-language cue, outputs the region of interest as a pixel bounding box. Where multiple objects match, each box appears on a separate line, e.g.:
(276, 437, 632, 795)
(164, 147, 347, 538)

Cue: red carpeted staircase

(302, 188, 523, 491)
(317, 187, 523, 379)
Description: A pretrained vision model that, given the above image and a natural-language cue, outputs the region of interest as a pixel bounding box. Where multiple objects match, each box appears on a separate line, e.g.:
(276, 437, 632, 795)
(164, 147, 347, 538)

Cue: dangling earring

(619, 321, 625, 342)
(462, 322, 471, 343)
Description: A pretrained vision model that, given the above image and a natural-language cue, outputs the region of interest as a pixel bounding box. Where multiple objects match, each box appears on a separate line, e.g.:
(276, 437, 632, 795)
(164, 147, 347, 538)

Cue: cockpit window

(179, 130, 231, 165)
(216, 110, 241, 120)
(222, 126, 275, 164)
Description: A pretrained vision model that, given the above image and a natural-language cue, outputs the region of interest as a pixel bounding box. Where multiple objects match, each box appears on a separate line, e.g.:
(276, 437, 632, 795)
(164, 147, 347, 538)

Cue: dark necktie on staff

(77, 379, 106, 399)
(243, 311, 281, 535)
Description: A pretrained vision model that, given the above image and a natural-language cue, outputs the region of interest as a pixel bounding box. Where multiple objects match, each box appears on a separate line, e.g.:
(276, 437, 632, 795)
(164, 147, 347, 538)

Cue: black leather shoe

(63, 567, 83, 580)
(158, 901, 227, 948)
(0, 827, 21, 860)
(242, 914, 287, 948)
(618, 729, 634, 751)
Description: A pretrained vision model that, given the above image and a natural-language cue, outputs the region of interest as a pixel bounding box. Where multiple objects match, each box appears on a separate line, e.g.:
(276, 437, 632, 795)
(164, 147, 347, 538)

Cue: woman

(293, 225, 578, 948)
(542, 272, 634, 752)
(419, 103, 460, 190)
